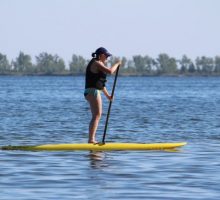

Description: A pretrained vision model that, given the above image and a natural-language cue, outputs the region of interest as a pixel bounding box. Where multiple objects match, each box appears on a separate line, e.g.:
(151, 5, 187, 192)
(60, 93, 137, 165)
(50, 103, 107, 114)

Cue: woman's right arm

(97, 61, 121, 74)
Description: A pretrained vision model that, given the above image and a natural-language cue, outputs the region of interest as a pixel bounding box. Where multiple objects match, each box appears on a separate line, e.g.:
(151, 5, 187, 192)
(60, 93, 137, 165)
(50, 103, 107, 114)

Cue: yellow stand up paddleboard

(1, 142, 187, 151)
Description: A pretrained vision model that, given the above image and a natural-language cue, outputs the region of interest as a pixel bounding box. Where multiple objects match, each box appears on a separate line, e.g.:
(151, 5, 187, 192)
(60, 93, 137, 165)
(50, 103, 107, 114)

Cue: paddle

(102, 64, 120, 144)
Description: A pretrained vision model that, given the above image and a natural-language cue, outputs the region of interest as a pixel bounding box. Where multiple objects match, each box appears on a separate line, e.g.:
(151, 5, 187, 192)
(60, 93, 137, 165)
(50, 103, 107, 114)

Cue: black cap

(94, 47, 112, 57)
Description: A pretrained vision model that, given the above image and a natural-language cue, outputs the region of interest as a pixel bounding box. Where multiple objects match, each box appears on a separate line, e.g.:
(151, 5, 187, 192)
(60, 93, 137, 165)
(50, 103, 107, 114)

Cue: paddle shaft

(102, 65, 120, 144)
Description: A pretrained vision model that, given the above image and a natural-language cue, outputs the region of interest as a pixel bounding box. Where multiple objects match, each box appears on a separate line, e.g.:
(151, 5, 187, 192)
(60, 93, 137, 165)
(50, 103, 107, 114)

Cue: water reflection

(88, 151, 108, 169)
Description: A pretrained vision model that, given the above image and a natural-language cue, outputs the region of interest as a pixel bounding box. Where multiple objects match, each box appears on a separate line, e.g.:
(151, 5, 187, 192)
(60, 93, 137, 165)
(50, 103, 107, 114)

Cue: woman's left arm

(102, 87, 113, 101)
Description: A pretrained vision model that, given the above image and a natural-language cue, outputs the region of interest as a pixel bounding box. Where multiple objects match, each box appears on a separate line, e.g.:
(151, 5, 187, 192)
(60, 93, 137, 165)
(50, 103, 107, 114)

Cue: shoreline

(0, 73, 220, 77)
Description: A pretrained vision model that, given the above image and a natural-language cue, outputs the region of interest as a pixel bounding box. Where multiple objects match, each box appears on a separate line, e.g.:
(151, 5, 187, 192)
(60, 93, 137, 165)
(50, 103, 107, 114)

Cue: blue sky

(0, 0, 219, 63)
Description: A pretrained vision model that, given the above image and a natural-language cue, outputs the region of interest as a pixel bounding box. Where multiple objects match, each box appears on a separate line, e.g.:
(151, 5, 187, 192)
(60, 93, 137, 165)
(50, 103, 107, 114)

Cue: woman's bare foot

(88, 140, 99, 144)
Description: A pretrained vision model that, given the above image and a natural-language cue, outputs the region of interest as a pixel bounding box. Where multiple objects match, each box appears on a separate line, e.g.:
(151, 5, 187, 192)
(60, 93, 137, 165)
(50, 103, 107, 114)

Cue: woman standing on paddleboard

(84, 47, 121, 143)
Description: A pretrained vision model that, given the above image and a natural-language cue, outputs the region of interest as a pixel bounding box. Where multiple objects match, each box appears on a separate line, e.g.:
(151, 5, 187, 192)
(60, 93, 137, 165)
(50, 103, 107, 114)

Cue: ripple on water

(1, 76, 220, 199)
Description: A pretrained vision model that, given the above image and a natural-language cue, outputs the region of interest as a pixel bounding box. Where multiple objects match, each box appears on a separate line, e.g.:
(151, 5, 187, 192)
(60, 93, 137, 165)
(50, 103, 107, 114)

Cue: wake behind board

(1, 142, 187, 151)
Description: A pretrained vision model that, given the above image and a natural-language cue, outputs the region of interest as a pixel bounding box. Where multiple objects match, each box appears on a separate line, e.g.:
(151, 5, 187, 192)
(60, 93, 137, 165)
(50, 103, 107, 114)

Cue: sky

(0, 0, 220, 64)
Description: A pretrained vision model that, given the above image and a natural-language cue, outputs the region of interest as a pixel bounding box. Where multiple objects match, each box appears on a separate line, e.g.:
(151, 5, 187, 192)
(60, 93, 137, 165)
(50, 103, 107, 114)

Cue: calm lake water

(0, 76, 220, 200)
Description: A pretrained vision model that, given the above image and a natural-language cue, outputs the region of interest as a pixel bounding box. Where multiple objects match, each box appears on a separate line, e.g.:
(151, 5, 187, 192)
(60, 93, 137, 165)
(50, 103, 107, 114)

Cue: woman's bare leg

(86, 93, 102, 143)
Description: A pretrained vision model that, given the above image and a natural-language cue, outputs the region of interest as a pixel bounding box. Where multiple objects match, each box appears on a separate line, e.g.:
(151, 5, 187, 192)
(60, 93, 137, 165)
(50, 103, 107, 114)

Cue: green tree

(179, 55, 192, 73)
(188, 63, 196, 73)
(13, 52, 33, 73)
(125, 60, 136, 74)
(53, 55, 65, 73)
(152, 59, 159, 74)
(36, 52, 65, 74)
(121, 56, 127, 68)
(144, 55, 154, 74)
(133, 55, 145, 73)
(157, 53, 177, 74)
(69, 54, 87, 74)
(195, 57, 202, 73)
(119, 57, 128, 74)
(196, 56, 214, 74)
(214, 56, 220, 74)
(0, 53, 11, 73)
(133, 55, 153, 74)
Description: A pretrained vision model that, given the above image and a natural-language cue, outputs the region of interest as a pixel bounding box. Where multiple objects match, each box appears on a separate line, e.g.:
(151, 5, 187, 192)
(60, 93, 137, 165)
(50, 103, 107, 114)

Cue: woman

(84, 47, 121, 143)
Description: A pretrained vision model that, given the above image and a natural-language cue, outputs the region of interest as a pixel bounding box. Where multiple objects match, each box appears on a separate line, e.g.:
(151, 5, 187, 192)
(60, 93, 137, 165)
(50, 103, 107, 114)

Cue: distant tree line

(0, 51, 220, 76)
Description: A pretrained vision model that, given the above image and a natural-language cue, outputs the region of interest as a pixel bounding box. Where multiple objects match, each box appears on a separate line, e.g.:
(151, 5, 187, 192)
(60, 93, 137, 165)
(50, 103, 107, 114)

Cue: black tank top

(85, 58, 107, 90)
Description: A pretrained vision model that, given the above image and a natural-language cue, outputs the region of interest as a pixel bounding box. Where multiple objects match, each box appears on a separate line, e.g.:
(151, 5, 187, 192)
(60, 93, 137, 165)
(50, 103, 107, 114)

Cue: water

(0, 76, 220, 199)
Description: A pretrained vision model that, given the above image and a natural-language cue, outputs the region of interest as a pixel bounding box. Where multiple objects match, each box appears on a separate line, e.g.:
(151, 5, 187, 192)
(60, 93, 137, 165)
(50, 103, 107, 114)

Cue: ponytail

(91, 52, 96, 58)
